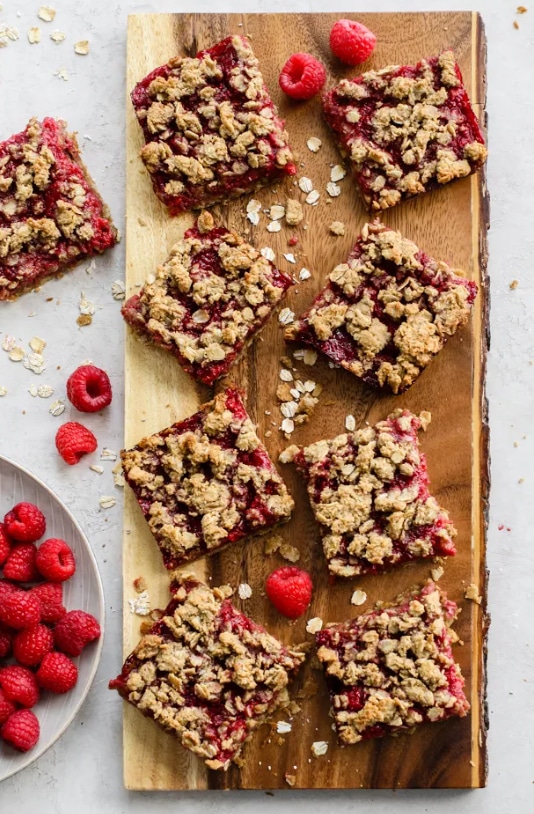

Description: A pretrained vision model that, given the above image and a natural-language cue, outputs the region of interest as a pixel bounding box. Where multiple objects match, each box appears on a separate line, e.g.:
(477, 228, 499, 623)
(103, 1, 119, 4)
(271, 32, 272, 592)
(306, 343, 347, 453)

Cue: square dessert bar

(0, 117, 117, 300)
(315, 581, 470, 745)
(109, 574, 306, 770)
(121, 388, 294, 569)
(131, 35, 296, 214)
(280, 409, 456, 578)
(285, 220, 477, 393)
(122, 210, 294, 385)
(323, 50, 487, 211)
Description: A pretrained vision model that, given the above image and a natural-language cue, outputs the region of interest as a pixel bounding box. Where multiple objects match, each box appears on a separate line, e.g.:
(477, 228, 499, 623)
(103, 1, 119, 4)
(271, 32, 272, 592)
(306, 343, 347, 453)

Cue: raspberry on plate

(121, 211, 294, 386)
(36, 652, 78, 694)
(30, 582, 66, 624)
(265, 566, 313, 619)
(53, 610, 101, 657)
(66, 364, 113, 413)
(109, 573, 306, 771)
(36, 538, 76, 582)
(13, 624, 54, 667)
(0, 523, 13, 565)
(0, 664, 40, 708)
(0, 688, 17, 725)
(0, 117, 117, 300)
(2, 542, 39, 582)
(55, 421, 98, 465)
(4, 502, 46, 543)
(121, 388, 294, 570)
(281, 409, 456, 579)
(315, 581, 470, 744)
(285, 221, 477, 393)
(279, 53, 326, 100)
(0, 590, 41, 629)
(1, 709, 40, 752)
(329, 19, 376, 66)
(131, 36, 296, 215)
(323, 51, 487, 210)
(0, 624, 13, 660)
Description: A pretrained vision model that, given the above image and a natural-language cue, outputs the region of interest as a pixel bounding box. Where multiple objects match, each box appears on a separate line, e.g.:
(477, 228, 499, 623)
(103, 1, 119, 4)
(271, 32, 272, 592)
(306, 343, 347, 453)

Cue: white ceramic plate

(0, 454, 105, 782)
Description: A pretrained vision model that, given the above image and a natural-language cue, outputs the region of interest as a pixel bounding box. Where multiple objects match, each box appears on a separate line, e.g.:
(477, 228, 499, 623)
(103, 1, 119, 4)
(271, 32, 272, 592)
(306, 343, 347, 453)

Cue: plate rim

(0, 453, 106, 783)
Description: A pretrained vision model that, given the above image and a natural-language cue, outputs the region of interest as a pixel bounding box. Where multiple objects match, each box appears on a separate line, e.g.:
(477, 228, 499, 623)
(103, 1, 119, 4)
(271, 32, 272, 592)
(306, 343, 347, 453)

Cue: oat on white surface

(345, 414, 356, 432)
(24, 353, 46, 374)
(0, 24, 19, 46)
(266, 220, 281, 233)
(128, 590, 151, 616)
(74, 39, 89, 55)
(306, 137, 322, 153)
(28, 27, 41, 43)
(90, 465, 104, 475)
(298, 177, 313, 193)
(49, 399, 65, 416)
(276, 720, 292, 734)
(306, 617, 323, 634)
(99, 496, 116, 509)
(29, 336, 46, 353)
(330, 165, 346, 182)
(79, 293, 96, 316)
(351, 589, 367, 606)
(238, 583, 253, 600)
(8, 347, 25, 362)
(50, 29, 65, 43)
(0, 387, 7, 397)
(36, 385, 54, 398)
(278, 307, 295, 325)
(101, 448, 118, 461)
(260, 246, 276, 262)
(1, 336, 16, 352)
(311, 741, 329, 757)
(38, 5, 56, 22)
(54, 67, 69, 80)
(305, 190, 320, 205)
(111, 280, 126, 300)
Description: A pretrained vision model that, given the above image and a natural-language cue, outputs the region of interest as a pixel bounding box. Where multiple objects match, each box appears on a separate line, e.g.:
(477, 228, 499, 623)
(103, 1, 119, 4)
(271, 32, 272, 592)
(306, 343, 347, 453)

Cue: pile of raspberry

(0, 502, 101, 753)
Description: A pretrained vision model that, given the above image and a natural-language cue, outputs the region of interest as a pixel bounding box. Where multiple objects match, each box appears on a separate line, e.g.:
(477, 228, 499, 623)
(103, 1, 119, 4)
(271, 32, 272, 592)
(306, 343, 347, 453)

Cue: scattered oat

(306, 137, 322, 153)
(283, 253, 296, 264)
(345, 414, 356, 432)
(351, 589, 367, 606)
(1, 336, 16, 352)
(0, 24, 19, 46)
(74, 39, 89, 55)
(264, 534, 283, 555)
(303, 349, 317, 366)
(29, 336, 46, 353)
(298, 177, 313, 194)
(509, 280, 519, 290)
(24, 352, 46, 374)
(90, 465, 104, 475)
(246, 198, 261, 225)
(285, 773, 297, 787)
(238, 583, 253, 600)
(305, 189, 320, 205)
(38, 6, 56, 22)
(270, 204, 285, 220)
(28, 27, 41, 43)
(431, 565, 444, 581)
(99, 496, 116, 509)
(281, 417, 295, 434)
(279, 368, 293, 382)
(50, 29, 65, 43)
(266, 220, 281, 233)
(285, 198, 304, 226)
(311, 741, 329, 758)
(280, 401, 298, 419)
(326, 182, 341, 198)
(260, 246, 276, 262)
(8, 347, 25, 362)
(279, 543, 300, 563)
(465, 583, 482, 604)
(513, 19, 520, 27)
(279, 307, 295, 326)
(276, 720, 292, 734)
(112, 280, 126, 300)
(330, 165, 346, 183)
(329, 221, 345, 236)
(49, 399, 65, 416)
(79, 292, 96, 316)
(517, 5, 528, 13)
(298, 268, 311, 281)
(128, 590, 151, 616)
(112, 461, 125, 487)
(54, 67, 69, 81)
(306, 617, 323, 634)
(36, 385, 54, 398)
(101, 448, 118, 461)
(0, 387, 7, 397)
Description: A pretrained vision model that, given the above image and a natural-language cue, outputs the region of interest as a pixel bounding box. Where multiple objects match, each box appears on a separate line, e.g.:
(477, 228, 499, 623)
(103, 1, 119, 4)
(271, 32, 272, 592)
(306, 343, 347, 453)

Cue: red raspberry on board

(265, 566, 313, 619)
(2, 542, 39, 582)
(66, 364, 113, 413)
(55, 421, 98, 465)
(13, 624, 54, 667)
(4, 502, 46, 543)
(0, 590, 41, 629)
(329, 19, 377, 66)
(36, 652, 78, 694)
(53, 610, 101, 656)
(0, 624, 12, 660)
(1, 709, 40, 752)
(0, 688, 17, 725)
(31, 582, 66, 624)
(0, 523, 13, 565)
(36, 538, 76, 583)
(279, 53, 327, 100)
(0, 665, 40, 707)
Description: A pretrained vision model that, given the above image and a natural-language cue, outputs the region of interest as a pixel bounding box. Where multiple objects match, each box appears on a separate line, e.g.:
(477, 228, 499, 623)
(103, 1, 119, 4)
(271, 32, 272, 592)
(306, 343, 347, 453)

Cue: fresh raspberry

(31, 582, 66, 624)
(265, 566, 313, 619)
(53, 609, 101, 656)
(0, 523, 13, 565)
(36, 538, 76, 582)
(0, 579, 20, 598)
(279, 53, 326, 100)
(2, 543, 39, 582)
(55, 421, 98, 465)
(36, 652, 78, 694)
(0, 688, 17, 725)
(13, 624, 54, 667)
(66, 364, 113, 413)
(4, 502, 46, 543)
(0, 590, 41, 629)
(1, 709, 40, 752)
(329, 19, 377, 66)
(0, 665, 40, 707)
(0, 624, 12, 660)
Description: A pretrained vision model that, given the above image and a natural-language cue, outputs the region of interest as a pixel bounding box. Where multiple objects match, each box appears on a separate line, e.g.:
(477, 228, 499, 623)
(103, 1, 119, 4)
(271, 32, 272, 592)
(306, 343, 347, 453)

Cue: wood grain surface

(123, 11, 489, 790)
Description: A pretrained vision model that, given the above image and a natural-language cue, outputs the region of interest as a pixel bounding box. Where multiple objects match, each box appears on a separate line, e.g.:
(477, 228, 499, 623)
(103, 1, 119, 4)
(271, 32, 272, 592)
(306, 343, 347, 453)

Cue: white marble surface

(0, 0, 533, 810)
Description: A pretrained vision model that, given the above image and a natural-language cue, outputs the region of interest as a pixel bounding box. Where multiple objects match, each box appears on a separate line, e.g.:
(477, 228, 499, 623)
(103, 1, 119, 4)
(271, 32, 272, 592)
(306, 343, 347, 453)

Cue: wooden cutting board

(123, 11, 489, 790)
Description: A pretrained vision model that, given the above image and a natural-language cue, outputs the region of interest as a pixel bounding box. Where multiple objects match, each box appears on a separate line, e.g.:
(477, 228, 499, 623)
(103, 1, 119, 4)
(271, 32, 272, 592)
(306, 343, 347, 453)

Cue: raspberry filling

(131, 36, 296, 215)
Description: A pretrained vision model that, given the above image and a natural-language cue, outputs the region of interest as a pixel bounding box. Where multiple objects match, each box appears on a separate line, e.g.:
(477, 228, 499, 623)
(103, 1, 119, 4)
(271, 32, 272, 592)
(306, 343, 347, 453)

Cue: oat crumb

(38, 6, 56, 22)
(465, 583, 482, 604)
(238, 582, 253, 600)
(311, 741, 329, 758)
(276, 720, 292, 734)
(74, 39, 89, 55)
(28, 27, 41, 43)
(431, 565, 444, 581)
(509, 279, 519, 289)
(351, 589, 367, 606)
(285, 773, 297, 787)
(329, 221, 345, 236)
(306, 617, 323, 634)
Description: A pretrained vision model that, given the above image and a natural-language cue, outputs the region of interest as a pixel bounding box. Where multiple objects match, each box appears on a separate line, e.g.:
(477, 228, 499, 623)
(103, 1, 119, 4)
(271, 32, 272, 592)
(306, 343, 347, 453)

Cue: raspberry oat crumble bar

(122, 211, 294, 385)
(315, 581, 470, 744)
(285, 220, 477, 394)
(0, 117, 117, 299)
(323, 50, 487, 211)
(121, 388, 294, 569)
(131, 35, 296, 214)
(109, 573, 306, 770)
(280, 409, 456, 578)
